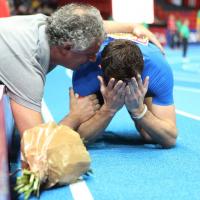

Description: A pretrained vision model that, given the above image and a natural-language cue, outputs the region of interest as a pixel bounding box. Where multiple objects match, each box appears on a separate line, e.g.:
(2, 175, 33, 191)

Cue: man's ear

(58, 42, 73, 55)
(63, 42, 73, 51)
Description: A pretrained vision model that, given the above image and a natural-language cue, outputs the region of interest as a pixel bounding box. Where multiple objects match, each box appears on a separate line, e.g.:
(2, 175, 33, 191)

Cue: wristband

(130, 104, 147, 120)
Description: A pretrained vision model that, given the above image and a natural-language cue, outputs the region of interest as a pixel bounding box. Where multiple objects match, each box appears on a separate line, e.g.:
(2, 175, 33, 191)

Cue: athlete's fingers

(107, 78, 115, 90)
(98, 76, 107, 94)
(97, 76, 105, 87)
(113, 80, 124, 92)
(129, 78, 138, 94)
(120, 84, 126, 99)
(125, 85, 131, 96)
(117, 82, 126, 95)
(137, 74, 143, 91)
(143, 76, 149, 91)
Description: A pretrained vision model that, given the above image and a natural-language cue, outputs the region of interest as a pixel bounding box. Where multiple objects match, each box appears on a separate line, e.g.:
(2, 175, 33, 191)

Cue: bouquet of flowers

(14, 122, 91, 199)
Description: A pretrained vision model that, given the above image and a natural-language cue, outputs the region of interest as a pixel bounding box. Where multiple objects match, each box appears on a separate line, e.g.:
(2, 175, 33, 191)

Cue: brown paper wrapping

(21, 122, 91, 188)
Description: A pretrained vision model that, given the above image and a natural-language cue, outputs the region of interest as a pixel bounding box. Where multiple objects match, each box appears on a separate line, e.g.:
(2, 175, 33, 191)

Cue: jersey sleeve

(143, 53, 174, 106)
(72, 54, 102, 96)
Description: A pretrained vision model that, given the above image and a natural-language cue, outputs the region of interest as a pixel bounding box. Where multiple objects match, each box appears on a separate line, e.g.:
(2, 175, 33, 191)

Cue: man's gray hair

(46, 3, 106, 51)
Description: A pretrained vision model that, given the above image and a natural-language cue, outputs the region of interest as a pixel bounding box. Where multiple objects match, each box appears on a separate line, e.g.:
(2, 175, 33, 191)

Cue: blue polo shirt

(72, 37, 174, 106)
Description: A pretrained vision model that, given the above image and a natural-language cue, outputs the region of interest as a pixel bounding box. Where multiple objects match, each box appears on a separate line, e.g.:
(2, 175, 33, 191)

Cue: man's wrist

(100, 105, 117, 117)
(60, 113, 80, 130)
(130, 104, 148, 120)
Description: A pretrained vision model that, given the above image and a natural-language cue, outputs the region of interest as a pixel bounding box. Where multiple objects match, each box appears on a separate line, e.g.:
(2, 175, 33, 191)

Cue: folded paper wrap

(21, 122, 91, 188)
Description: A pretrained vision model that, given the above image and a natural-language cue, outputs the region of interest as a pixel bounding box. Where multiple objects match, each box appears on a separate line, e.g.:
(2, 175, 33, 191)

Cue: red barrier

(0, 85, 10, 200)
(0, 0, 10, 18)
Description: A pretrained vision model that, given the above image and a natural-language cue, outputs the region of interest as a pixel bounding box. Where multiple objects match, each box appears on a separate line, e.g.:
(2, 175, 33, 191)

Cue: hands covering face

(98, 75, 149, 116)
(98, 76, 126, 115)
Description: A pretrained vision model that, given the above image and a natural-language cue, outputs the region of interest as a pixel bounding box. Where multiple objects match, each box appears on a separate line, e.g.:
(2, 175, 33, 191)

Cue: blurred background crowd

(1, 0, 200, 57)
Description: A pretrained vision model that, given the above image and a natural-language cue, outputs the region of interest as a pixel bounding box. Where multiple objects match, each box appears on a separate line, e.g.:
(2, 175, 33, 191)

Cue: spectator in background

(167, 14, 177, 49)
(175, 17, 182, 48)
(10, 0, 57, 15)
(196, 9, 200, 41)
(180, 18, 190, 62)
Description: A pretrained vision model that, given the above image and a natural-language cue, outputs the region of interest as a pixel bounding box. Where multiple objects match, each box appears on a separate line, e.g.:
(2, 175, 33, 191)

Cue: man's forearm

(133, 110, 177, 148)
(77, 105, 115, 142)
(59, 114, 81, 130)
(103, 21, 134, 33)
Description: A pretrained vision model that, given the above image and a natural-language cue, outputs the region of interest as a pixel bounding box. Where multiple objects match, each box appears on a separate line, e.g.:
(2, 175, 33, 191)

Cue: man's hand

(125, 75, 149, 116)
(69, 88, 100, 124)
(103, 20, 165, 54)
(98, 76, 126, 114)
(60, 88, 100, 129)
(132, 24, 165, 54)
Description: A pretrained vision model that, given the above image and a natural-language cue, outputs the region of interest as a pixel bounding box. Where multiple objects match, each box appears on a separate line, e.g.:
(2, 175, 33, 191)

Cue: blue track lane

(14, 45, 200, 200)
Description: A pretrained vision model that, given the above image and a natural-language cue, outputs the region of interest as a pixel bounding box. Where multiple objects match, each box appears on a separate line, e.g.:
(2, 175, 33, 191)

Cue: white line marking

(176, 109, 200, 121)
(174, 76, 200, 83)
(174, 86, 200, 93)
(41, 100, 54, 122)
(66, 69, 73, 79)
(70, 180, 94, 200)
(41, 99, 93, 200)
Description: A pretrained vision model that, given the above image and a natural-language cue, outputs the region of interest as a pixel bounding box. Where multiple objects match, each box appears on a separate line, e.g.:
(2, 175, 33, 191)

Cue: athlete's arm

(125, 75, 177, 148)
(135, 98, 177, 148)
(103, 21, 164, 54)
(77, 77, 126, 142)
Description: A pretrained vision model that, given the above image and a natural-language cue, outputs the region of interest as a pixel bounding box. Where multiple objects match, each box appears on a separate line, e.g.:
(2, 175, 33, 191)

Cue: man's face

(62, 41, 102, 70)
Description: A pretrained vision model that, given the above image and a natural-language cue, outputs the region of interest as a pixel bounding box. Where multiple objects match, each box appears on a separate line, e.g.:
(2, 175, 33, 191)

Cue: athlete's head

(101, 39, 144, 84)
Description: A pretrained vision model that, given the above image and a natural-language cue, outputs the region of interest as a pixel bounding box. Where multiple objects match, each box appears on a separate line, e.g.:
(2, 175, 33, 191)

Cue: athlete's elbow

(78, 128, 101, 144)
(162, 138, 176, 148)
(162, 129, 178, 149)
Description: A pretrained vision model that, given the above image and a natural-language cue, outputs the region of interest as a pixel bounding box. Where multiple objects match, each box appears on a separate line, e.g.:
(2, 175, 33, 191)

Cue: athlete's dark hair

(101, 39, 144, 84)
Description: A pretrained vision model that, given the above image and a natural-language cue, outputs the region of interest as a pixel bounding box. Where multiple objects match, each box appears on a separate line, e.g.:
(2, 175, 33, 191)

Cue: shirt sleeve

(143, 54, 174, 106)
(72, 54, 102, 96)
(0, 54, 45, 112)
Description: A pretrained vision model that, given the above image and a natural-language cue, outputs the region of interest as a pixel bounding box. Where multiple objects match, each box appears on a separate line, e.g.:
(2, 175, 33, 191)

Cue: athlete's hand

(125, 75, 149, 116)
(98, 76, 126, 115)
(69, 88, 100, 123)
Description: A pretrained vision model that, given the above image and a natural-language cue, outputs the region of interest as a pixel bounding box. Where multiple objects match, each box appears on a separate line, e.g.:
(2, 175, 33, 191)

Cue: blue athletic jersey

(73, 37, 174, 106)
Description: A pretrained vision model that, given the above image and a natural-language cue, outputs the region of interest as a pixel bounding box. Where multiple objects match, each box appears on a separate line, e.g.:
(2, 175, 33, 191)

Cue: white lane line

(176, 109, 200, 121)
(174, 86, 200, 93)
(41, 99, 94, 200)
(66, 69, 73, 79)
(70, 181, 94, 200)
(174, 76, 200, 83)
(41, 100, 54, 122)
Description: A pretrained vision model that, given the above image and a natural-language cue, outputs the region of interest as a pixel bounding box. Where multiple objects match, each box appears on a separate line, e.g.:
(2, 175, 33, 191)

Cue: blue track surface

(13, 44, 200, 200)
